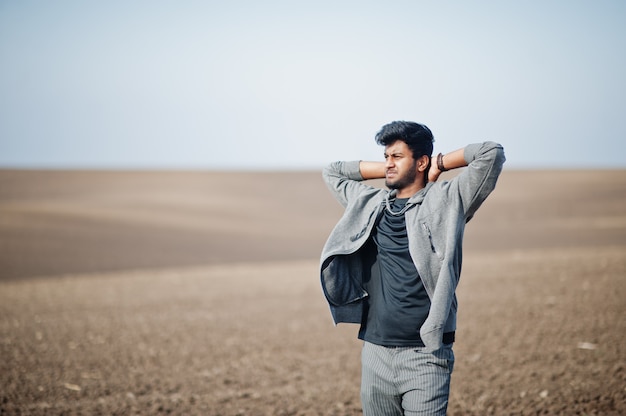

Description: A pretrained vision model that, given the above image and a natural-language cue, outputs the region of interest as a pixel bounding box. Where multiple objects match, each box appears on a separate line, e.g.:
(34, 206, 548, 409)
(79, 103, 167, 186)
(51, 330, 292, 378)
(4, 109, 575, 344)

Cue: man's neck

(396, 182, 425, 198)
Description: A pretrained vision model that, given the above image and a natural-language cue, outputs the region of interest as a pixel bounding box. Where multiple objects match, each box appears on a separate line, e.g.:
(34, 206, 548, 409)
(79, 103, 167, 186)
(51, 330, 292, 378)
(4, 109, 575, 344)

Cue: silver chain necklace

(384, 194, 413, 216)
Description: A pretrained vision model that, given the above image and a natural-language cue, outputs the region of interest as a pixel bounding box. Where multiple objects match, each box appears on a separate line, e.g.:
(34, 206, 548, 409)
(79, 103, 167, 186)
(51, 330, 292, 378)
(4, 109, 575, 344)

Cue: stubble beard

(385, 162, 418, 191)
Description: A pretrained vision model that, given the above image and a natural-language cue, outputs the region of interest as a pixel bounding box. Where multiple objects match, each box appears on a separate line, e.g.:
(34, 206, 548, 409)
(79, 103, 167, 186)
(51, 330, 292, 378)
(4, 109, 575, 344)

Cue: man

(319, 121, 505, 415)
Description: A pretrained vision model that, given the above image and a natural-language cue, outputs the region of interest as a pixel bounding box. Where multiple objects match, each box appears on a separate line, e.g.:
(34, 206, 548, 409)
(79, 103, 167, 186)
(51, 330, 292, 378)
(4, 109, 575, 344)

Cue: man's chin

(385, 180, 398, 189)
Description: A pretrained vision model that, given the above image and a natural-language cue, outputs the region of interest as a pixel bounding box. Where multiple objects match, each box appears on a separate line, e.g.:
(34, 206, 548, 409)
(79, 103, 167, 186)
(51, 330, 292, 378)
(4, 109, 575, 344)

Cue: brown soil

(1, 169, 625, 415)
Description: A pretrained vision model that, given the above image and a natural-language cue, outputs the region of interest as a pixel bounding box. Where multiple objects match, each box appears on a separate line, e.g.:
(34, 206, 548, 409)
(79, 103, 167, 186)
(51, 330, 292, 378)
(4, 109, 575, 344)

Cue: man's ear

(417, 154, 430, 172)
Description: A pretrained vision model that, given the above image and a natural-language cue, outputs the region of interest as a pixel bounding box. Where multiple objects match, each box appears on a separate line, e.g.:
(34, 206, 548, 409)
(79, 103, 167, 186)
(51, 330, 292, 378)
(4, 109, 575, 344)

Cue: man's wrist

(437, 153, 448, 172)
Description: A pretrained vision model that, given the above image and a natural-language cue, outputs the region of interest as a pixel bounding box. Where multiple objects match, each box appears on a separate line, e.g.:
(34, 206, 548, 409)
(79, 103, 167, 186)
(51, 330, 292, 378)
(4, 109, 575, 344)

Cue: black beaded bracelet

(437, 153, 448, 172)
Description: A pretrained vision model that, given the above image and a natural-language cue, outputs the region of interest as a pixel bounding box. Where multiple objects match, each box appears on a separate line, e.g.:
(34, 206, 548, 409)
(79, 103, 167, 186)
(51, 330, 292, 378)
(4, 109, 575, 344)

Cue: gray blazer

(320, 141, 505, 351)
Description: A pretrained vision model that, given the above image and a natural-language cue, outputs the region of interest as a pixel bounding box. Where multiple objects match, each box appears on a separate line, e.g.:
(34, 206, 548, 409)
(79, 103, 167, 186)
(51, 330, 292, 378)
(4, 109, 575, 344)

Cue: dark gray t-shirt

(358, 198, 431, 347)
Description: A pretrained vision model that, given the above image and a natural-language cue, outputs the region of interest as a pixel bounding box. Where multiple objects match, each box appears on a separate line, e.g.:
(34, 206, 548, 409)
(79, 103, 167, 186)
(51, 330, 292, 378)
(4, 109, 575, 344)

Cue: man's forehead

(384, 140, 409, 154)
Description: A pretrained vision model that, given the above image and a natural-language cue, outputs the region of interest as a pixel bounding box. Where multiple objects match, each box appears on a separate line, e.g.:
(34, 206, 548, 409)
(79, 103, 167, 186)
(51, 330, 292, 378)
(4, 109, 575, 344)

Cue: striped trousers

(361, 341, 455, 415)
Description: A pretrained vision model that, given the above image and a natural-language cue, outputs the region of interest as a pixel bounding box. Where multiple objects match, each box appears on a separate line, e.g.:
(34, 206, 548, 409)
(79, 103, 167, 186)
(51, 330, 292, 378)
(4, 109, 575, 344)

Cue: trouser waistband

(416, 331, 456, 346)
(370, 331, 456, 348)
(442, 331, 455, 345)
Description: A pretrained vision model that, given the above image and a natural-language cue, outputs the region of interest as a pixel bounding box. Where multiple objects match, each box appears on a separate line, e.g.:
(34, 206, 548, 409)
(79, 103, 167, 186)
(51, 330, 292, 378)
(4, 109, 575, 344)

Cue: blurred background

(1, 3, 625, 414)
(1, 0, 625, 170)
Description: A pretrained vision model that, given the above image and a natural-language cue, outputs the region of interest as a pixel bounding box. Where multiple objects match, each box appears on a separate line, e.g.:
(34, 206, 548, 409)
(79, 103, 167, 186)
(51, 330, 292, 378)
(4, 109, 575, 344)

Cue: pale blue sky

(1, 1, 625, 170)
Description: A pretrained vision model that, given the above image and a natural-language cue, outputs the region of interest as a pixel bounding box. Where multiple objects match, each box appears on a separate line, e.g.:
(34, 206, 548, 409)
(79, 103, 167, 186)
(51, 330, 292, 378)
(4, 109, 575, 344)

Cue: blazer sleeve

(322, 160, 371, 208)
(450, 141, 506, 221)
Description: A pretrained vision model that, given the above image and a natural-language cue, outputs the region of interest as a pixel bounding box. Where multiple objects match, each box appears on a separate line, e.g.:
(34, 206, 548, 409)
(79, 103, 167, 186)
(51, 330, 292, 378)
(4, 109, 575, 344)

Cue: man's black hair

(375, 121, 434, 159)
(375, 121, 434, 184)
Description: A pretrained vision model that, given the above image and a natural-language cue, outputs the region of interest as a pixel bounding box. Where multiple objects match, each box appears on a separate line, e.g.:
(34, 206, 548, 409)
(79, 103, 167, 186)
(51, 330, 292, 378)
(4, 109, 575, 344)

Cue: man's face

(384, 140, 419, 191)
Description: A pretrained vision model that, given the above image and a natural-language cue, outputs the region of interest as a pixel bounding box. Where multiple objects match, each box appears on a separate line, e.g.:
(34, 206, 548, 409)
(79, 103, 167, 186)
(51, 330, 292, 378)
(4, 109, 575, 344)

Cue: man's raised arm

(427, 148, 468, 182)
(359, 161, 386, 180)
